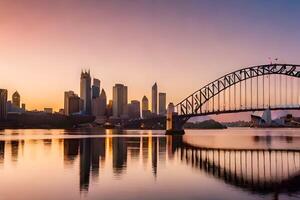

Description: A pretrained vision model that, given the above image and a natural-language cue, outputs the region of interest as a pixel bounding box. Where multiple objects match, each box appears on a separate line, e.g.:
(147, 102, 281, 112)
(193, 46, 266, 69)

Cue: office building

(142, 96, 149, 111)
(152, 83, 157, 114)
(6, 101, 12, 113)
(0, 89, 8, 121)
(12, 91, 20, 108)
(112, 84, 128, 118)
(128, 100, 140, 119)
(142, 96, 150, 119)
(92, 89, 107, 117)
(92, 78, 100, 99)
(64, 91, 81, 116)
(80, 70, 92, 115)
(64, 91, 74, 115)
(159, 92, 166, 115)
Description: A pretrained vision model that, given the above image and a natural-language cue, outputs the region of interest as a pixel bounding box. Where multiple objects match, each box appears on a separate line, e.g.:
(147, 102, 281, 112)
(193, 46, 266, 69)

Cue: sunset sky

(1, 0, 300, 119)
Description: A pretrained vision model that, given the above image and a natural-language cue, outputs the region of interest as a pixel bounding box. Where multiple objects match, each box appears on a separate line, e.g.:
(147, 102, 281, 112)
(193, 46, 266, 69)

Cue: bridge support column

(166, 111, 185, 135)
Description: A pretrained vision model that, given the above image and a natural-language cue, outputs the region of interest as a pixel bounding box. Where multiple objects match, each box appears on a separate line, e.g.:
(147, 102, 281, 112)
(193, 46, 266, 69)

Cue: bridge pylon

(166, 108, 185, 135)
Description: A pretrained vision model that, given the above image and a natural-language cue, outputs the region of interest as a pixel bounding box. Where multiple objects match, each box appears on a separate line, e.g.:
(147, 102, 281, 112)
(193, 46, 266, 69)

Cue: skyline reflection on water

(0, 128, 300, 200)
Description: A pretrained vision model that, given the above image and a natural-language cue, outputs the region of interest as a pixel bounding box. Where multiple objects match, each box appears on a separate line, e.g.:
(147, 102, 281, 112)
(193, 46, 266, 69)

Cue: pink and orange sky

(1, 0, 300, 120)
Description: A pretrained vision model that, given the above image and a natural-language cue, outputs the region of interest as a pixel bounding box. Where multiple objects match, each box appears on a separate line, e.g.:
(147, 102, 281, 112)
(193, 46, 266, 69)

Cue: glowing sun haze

(1, 0, 300, 120)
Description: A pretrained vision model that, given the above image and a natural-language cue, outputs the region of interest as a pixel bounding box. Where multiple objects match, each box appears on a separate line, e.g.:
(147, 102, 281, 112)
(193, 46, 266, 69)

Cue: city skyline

(2, 67, 168, 122)
(1, 0, 300, 121)
(1, 1, 300, 200)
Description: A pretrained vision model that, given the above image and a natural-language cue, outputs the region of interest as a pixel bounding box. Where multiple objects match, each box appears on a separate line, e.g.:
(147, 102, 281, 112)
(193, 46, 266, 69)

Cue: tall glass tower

(80, 70, 92, 115)
(92, 78, 100, 99)
(151, 83, 157, 114)
(112, 84, 128, 118)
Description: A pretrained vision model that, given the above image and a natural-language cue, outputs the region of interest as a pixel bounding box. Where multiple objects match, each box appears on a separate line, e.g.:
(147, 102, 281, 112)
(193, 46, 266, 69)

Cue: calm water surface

(0, 128, 300, 200)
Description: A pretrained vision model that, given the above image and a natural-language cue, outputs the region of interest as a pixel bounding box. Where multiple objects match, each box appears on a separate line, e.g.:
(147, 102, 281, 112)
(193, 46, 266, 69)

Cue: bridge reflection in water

(0, 130, 300, 199)
(178, 141, 300, 196)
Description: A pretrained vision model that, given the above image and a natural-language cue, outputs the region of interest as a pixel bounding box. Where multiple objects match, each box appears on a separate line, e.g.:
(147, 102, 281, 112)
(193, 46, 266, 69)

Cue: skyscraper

(64, 91, 73, 115)
(112, 84, 128, 118)
(152, 83, 157, 114)
(92, 78, 100, 99)
(12, 91, 20, 108)
(159, 92, 166, 115)
(92, 89, 107, 117)
(64, 91, 81, 116)
(142, 95, 150, 119)
(0, 89, 8, 121)
(80, 70, 92, 115)
(142, 96, 149, 111)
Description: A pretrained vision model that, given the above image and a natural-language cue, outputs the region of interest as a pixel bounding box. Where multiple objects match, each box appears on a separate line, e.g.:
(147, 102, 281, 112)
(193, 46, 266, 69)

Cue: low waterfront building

(44, 108, 53, 114)
(21, 103, 26, 112)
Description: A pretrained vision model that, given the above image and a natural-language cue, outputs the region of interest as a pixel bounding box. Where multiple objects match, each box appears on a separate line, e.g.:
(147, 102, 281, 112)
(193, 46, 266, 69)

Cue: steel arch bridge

(176, 64, 300, 117)
(167, 64, 300, 131)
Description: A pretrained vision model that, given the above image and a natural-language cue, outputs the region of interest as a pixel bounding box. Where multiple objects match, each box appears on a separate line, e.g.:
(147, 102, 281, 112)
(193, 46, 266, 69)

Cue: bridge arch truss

(175, 64, 300, 117)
